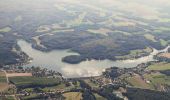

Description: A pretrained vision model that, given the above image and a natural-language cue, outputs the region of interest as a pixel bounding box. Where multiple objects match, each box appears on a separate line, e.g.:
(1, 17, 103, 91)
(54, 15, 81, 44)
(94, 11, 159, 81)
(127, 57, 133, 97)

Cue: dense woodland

(1, 0, 170, 65)
(123, 88, 170, 100)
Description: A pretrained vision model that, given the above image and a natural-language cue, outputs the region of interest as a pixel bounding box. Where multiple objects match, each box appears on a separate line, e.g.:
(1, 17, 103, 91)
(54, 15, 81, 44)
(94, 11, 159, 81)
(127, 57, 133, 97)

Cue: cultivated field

(63, 92, 82, 100)
(0, 71, 8, 92)
(158, 53, 170, 58)
(126, 74, 151, 89)
(144, 73, 170, 89)
(7, 73, 32, 77)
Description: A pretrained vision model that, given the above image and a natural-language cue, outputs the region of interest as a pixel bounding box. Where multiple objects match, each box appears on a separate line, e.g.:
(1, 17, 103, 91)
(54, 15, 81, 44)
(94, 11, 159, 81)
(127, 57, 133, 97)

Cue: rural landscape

(0, 0, 170, 100)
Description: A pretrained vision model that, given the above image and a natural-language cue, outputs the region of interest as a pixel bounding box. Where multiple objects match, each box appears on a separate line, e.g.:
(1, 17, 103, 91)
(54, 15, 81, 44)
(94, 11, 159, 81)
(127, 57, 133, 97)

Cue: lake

(17, 40, 169, 78)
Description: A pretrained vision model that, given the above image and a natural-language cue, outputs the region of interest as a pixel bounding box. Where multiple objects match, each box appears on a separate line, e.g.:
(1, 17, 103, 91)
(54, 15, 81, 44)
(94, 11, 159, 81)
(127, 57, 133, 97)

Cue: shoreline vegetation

(34, 44, 154, 64)
(21, 40, 168, 65)
(3, 44, 169, 72)
(2, 47, 168, 79)
(9, 43, 168, 65)
(17, 41, 155, 65)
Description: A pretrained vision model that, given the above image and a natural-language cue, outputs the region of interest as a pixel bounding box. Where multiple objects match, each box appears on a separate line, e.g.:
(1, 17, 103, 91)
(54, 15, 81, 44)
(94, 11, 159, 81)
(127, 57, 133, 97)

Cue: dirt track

(7, 73, 32, 77)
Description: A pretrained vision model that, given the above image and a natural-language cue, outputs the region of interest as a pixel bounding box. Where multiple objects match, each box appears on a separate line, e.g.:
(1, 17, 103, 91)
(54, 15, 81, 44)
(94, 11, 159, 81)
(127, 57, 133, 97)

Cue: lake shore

(7, 40, 170, 78)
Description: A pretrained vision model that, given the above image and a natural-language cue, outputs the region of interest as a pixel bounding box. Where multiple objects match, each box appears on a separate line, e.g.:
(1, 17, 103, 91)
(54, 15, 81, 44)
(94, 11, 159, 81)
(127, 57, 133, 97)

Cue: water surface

(17, 40, 169, 77)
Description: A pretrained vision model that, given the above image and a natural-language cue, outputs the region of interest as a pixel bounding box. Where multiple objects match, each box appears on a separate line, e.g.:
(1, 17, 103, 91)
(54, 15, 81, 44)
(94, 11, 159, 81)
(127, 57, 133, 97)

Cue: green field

(0, 27, 11, 33)
(9, 76, 60, 88)
(147, 62, 170, 71)
(42, 83, 73, 91)
(116, 47, 152, 59)
(125, 75, 151, 89)
(144, 73, 170, 88)
(0, 96, 16, 100)
(158, 18, 170, 22)
(144, 34, 157, 42)
(160, 39, 168, 46)
(84, 79, 99, 88)
(40, 81, 81, 92)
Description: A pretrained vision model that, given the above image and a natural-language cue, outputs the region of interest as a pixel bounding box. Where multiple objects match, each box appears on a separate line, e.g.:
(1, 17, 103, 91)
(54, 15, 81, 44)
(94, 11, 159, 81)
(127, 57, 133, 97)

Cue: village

(0, 63, 162, 99)
(0, 51, 170, 100)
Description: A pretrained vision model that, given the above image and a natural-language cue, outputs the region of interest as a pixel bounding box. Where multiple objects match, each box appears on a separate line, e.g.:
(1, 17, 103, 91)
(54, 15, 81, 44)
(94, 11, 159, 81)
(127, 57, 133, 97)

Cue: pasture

(147, 62, 170, 71)
(9, 76, 60, 88)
